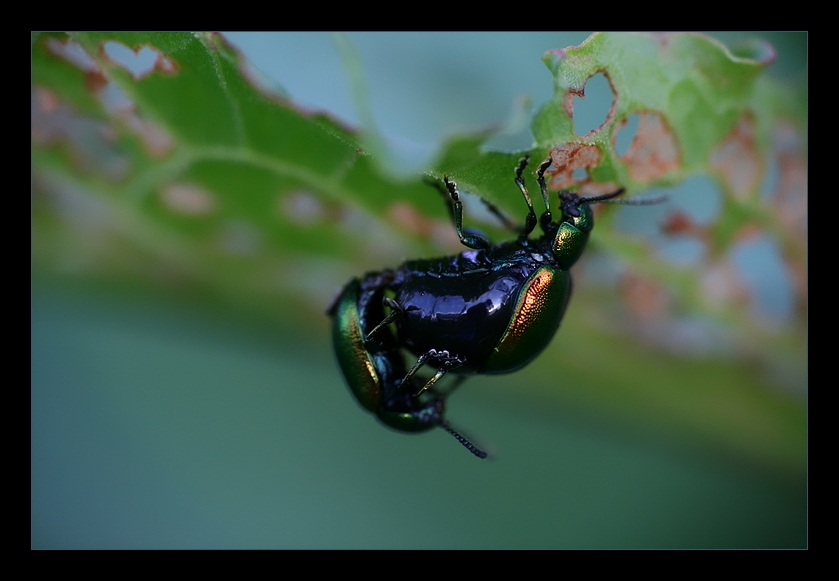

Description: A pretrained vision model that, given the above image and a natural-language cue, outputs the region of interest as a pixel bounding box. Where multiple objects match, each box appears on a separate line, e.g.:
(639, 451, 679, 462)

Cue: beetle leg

(428, 175, 521, 241)
(425, 176, 459, 230)
(427, 176, 491, 250)
(397, 351, 431, 392)
(514, 155, 539, 240)
(399, 349, 466, 396)
(365, 297, 402, 341)
(416, 367, 448, 397)
(536, 157, 554, 232)
(446, 177, 492, 250)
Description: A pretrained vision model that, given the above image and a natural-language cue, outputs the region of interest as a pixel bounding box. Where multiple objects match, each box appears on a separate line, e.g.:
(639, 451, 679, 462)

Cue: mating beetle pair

(328, 155, 657, 458)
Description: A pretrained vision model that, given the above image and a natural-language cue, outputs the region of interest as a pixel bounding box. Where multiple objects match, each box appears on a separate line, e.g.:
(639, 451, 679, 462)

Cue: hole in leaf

(657, 236, 705, 267)
(614, 177, 720, 267)
(573, 72, 613, 137)
(613, 186, 670, 238)
(100, 81, 134, 113)
(668, 176, 721, 225)
(102, 41, 179, 80)
(710, 113, 761, 199)
(45, 37, 97, 71)
(104, 42, 157, 78)
(31, 86, 130, 180)
(761, 150, 780, 202)
(614, 113, 639, 156)
(730, 234, 794, 323)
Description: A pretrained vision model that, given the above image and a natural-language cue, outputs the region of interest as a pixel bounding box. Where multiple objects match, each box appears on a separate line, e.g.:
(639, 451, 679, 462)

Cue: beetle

(329, 273, 487, 457)
(328, 155, 661, 458)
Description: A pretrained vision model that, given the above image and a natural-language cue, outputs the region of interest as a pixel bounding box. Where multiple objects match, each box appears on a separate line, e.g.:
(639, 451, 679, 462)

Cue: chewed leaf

(32, 31, 806, 484)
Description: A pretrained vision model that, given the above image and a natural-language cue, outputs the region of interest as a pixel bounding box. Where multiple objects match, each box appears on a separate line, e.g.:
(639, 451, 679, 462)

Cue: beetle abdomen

(394, 268, 528, 369)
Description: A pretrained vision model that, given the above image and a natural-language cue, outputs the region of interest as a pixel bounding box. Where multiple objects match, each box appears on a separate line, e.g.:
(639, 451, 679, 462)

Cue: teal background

(32, 290, 805, 548)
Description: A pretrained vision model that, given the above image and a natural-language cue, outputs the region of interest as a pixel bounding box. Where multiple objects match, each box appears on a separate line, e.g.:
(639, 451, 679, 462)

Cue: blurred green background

(32, 32, 806, 548)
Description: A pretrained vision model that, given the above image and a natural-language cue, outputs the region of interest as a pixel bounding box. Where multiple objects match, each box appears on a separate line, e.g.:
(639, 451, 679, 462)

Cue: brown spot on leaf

(32, 86, 130, 180)
(386, 202, 441, 239)
(119, 110, 174, 158)
(711, 113, 762, 198)
(701, 262, 751, 310)
(279, 191, 328, 226)
(160, 184, 217, 216)
(34, 86, 59, 115)
(84, 70, 108, 94)
(563, 86, 583, 120)
(154, 52, 179, 75)
(545, 143, 601, 189)
(733, 223, 762, 243)
(617, 111, 679, 183)
(770, 121, 807, 233)
(578, 182, 625, 197)
(661, 210, 707, 239)
(768, 121, 807, 322)
(656, 33, 673, 52)
(619, 272, 670, 321)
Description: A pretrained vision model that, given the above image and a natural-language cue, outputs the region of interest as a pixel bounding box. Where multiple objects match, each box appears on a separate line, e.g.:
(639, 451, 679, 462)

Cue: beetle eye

(558, 192, 582, 219)
(564, 205, 581, 218)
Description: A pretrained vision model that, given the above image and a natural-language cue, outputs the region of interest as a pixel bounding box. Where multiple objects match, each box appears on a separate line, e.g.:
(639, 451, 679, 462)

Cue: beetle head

(548, 190, 622, 269)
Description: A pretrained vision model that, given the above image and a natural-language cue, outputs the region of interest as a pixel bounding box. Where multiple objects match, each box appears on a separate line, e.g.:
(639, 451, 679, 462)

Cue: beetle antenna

(600, 194, 669, 206)
(576, 188, 626, 205)
(439, 421, 488, 459)
(580, 190, 668, 207)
